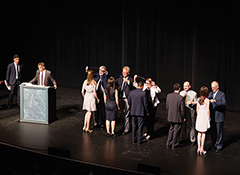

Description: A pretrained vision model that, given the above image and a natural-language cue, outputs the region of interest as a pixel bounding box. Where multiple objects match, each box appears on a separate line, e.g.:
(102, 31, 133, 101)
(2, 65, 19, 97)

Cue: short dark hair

(138, 81, 144, 87)
(13, 54, 19, 59)
(173, 83, 181, 91)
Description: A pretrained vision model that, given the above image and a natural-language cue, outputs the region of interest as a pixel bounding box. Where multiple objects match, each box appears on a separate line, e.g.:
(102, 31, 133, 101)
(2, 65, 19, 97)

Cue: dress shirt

(121, 76, 130, 98)
(14, 62, 19, 79)
(39, 70, 46, 86)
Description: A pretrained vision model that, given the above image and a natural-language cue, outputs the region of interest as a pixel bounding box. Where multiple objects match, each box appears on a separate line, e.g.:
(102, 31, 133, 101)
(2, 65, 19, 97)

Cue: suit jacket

(180, 89, 197, 107)
(6, 62, 23, 85)
(128, 88, 148, 116)
(208, 90, 226, 123)
(115, 76, 134, 98)
(166, 92, 185, 123)
(30, 70, 57, 86)
(94, 72, 108, 89)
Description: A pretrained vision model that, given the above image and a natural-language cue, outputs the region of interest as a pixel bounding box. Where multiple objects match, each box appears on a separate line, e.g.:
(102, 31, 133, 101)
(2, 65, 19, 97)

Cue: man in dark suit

(208, 81, 226, 153)
(6, 54, 23, 109)
(115, 66, 135, 134)
(86, 65, 108, 128)
(128, 82, 149, 144)
(29, 62, 57, 89)
(166, 83, 185, 149)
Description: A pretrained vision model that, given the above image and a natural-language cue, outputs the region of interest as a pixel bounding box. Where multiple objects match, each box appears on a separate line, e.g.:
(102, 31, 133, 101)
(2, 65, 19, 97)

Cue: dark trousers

(181, 106, 196, 143)
(146, 106, 157, 136)
(95, 91, 105, 126)
(211, 121, 224, 150)
(132, 115, 144, 143)
(8, 80, 21, 106)
(119, 98, 130, 132)
(166, 122, 182, 148)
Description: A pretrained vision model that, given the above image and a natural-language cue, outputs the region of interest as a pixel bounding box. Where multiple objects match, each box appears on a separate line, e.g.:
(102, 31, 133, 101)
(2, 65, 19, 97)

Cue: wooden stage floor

(0, 87, 240, 175)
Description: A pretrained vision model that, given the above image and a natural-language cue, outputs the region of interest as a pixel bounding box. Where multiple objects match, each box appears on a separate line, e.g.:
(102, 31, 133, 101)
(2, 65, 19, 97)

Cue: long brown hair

(198, 86, 208, 105)
(87, 70, 94, 85)
(106, 77, 115, 100)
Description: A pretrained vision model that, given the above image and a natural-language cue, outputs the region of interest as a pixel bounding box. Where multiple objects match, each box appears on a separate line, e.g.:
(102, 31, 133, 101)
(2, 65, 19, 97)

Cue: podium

(20, 83, 56, 124)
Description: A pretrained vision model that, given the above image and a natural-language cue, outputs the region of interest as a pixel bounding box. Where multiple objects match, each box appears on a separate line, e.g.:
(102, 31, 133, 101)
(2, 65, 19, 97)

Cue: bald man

(180, 81, 197, 146)
(208, 81, 226, 153)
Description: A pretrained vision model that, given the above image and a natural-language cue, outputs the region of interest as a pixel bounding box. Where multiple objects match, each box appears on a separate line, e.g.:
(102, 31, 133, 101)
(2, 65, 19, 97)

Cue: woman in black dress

(104, 77, 120, 137)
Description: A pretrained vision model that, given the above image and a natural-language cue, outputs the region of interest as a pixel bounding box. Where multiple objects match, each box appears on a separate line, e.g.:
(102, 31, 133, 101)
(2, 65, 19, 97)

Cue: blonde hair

(87, 70, 94, 85)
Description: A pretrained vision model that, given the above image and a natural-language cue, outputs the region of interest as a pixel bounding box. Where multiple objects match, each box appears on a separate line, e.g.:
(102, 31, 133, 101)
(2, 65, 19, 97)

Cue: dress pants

(95, 91, 105, 126)
(119, 98, 130, 132)
(181, 106, 196, 143)
(132, 115, 144, 143)
(166, 122, 182, 148)
(146, 106, 157, 136)
(8, 80, 21, 106)
(211, 121, 224, 150)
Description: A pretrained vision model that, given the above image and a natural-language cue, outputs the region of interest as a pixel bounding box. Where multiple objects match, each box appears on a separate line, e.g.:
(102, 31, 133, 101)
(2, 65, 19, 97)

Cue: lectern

(20, 83, 56, 124)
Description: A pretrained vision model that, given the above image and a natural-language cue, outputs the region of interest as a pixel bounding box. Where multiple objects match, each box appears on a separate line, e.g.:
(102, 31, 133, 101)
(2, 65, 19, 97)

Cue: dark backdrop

(1, 1, 239, 111)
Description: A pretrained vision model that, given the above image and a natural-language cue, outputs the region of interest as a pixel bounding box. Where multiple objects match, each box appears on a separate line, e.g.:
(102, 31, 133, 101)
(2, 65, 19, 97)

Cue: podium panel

(20, 83, 56, 124)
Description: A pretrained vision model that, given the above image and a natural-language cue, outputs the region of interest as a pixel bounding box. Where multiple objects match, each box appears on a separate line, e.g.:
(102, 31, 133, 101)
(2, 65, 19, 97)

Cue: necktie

(41, 72, 43, 85)
(122, 81, 126, 92)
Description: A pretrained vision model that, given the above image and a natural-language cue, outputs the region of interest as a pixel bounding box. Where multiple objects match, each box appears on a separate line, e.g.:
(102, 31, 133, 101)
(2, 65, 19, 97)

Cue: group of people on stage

(5, 54, 226, 154)
(82, 65, 161, 144)
(82, 65, 226, 154)
(5, 54, 57, 109)
(166, 81, 226, 154)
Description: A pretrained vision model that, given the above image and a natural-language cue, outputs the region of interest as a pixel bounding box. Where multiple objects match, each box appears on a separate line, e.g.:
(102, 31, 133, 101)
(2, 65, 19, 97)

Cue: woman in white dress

(196, 86, 211, 155)
(81, 70, 99, 133)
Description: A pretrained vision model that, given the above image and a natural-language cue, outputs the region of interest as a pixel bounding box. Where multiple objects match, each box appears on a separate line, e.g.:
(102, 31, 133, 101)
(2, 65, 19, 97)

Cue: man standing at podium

(30, 62, 57, 89)
(6, 54, 23, 109)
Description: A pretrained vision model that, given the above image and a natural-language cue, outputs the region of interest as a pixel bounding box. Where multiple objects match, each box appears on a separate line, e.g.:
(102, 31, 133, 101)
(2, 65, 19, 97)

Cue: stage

(0, 86, 240, 175)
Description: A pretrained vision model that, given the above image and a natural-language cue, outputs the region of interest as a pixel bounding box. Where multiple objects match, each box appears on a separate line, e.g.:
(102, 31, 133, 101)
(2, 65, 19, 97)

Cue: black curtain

(1, 1, 239, 110)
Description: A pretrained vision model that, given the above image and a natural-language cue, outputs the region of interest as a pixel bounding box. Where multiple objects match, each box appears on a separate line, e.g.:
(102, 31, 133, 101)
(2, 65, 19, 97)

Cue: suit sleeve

(166, 95, 169, 112)
(127, 93, 131, 106)
(180, 97, 185, 118)
(192, 92, 198, 105)
(49, 71, 57, 86)
(212, 92, 226, 111)
(143, 92, 149, 114)
(6, 64, 11, 83)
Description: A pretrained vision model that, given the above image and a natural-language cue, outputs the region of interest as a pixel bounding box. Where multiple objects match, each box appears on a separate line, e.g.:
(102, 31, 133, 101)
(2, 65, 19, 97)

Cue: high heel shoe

(82, 128, 86, 132)
(201, 150, 207, 155)
(197, 148, 200, 155)
(85, 129, 93, 133)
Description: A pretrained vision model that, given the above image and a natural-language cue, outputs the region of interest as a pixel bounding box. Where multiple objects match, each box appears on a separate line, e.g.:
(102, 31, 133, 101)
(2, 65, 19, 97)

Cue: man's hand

(209, 99, 216, 103)
(123, 78, 129, 83)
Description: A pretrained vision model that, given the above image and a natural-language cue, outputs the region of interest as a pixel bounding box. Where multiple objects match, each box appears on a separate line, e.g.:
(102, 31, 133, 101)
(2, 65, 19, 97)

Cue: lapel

(44, 70, 48, 85)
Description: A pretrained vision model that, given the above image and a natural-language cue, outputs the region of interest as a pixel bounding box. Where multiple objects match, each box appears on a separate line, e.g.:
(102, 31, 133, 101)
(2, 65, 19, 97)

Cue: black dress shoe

(122, 131, 129, 135)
